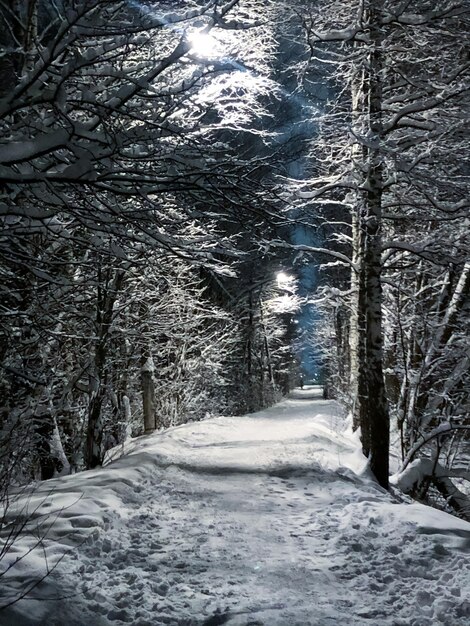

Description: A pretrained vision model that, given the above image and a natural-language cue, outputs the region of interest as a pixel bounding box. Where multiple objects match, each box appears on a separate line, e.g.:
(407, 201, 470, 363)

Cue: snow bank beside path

(106, 387, 366, 477)
(1, 386, 469, 626)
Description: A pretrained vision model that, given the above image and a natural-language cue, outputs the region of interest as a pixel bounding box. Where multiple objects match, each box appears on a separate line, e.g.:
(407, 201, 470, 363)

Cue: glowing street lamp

(271, 271, 299, 314)
(188, 29, 222, 59)
(276, 271, 293, 291)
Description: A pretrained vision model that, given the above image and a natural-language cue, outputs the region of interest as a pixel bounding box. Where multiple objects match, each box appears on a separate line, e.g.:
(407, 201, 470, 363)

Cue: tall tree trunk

(85, 385, 106, 469)
(350, 210, 361, 431)
(85, 267, 125, 469)
(142, 352, 156, 433)
(352, 1, 390, 488)
(350, 56, 367, 439)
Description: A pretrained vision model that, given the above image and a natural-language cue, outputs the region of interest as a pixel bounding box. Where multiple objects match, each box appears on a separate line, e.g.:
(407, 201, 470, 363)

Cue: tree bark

(142, 353, 156, 433)
(351, 1, 390, 488)
(85, 267, 125, 469)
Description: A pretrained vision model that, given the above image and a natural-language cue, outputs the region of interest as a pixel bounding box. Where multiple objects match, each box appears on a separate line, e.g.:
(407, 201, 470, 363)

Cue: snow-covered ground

(1, 387, 469, 625)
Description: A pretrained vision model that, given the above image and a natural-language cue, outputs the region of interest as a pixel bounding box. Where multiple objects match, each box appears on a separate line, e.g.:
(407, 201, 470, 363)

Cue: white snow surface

(1, 387, 469, 626)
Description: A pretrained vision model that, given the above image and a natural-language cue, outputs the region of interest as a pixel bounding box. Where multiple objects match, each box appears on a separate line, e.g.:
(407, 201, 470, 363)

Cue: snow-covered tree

(0, 0, 280, 478)
(290, 0, 469, 491)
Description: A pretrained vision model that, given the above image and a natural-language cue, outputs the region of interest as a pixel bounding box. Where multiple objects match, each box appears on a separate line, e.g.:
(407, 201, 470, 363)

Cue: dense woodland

(0, 0, 469, 530)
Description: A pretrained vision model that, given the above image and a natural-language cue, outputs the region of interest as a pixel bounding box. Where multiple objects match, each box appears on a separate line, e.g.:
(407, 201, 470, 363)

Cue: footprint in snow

(107, 608, 132, 622)
(201, 608, 231, 626)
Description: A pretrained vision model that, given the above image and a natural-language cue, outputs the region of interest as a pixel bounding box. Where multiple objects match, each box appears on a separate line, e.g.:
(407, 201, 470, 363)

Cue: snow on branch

(400, 423, 470, 472)
(392, 457, 470, 521)
(267, 241, 357, 271)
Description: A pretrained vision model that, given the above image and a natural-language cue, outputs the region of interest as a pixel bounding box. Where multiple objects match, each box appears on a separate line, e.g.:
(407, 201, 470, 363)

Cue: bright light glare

(188, 30, 221, 59)
(276, 272, 291, 289)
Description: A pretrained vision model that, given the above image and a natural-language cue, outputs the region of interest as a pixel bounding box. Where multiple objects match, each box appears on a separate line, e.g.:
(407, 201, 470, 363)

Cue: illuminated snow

(2, 388, 469, 625)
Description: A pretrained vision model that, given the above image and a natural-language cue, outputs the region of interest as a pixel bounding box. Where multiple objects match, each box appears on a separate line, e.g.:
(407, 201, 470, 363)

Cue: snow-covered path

(2, 388, 470, 626)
